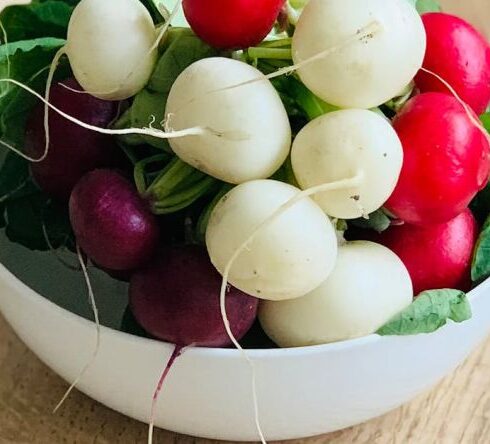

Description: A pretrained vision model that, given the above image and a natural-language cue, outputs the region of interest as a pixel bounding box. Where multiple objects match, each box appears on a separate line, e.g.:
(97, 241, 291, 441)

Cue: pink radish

(415, 13, 490, 115)
(386, 93, 490, 225)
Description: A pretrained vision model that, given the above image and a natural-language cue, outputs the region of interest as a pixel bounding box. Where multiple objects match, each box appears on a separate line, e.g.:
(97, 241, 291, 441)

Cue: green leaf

(349, 209, 391, 233)
(0, 1, 73, 42)
(116, 28, 218, 149)
(0, 37, 67, 146)
(406, 0, 441, 14)
(415, 0, 441, 14)
(481, 113, 490, 134)
(472, 214, 490, 282)
(377, 289, 472, 336)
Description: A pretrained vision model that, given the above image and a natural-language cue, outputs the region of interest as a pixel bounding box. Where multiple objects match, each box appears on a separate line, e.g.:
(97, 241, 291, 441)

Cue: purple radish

(129, 244, 258, 440)
(129, 244, 258, 347)
(69, 169, 160, 271)
(25, 78, 121, 201)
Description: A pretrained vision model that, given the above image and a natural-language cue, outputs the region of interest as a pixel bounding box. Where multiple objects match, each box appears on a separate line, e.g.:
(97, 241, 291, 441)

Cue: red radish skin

(371, 209, 478, 295)
(386, 93, 490, 225)
(183, 0, 285, 49)
(69, 169, 160, 271)
(415, 13, 490, 115)
(129, 245, 258, 347)
(25, 78, 121, 201)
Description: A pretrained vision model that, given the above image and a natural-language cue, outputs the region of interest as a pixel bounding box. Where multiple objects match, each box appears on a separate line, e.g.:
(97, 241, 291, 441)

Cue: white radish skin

(165, 57, 291, 184)
(206, 180, 338, 301)
(292, 0, 426, 108)
(291, 109, 403, 219)
(66, 0, 157, 100)
(259, 241, 413, 347)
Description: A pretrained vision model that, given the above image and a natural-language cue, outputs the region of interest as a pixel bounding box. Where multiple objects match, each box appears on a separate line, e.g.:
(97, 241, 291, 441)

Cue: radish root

(0, 78, 241, 142)
(208, 21, 382, 95)
(218, 171, 365, 444)
(419, 67, 490, 144)
(148, 345, 185, 444)
(53, 244, 100, 413)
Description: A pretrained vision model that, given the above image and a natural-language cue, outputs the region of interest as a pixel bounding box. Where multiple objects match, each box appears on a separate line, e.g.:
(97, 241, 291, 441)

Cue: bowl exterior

(0, 262, 490, 441)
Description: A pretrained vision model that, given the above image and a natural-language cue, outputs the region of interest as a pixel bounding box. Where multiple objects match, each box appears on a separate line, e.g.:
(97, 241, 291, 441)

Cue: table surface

(1, 0, 490, 443)
(0, 313, 490, 444)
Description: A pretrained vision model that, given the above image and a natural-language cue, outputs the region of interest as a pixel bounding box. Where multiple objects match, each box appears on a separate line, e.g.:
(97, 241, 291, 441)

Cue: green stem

(151, 178, 217, 215)
(133, 154, 167, 194)
(153, 176, 216, 209)
(146, 157, 194, 199)
(286, 77, 339, 120)
(247, 47, 292, 61)
(259, 38, 292, 49)
(195, 184, 233, 242)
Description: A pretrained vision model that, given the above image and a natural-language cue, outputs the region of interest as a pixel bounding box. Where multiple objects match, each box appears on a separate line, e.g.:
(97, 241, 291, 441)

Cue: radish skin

(206, 180, 338, 301)
(291, 109, 403, 219)
(292, 0, 426, 108)
(65, 0, 157, 100)
(165, 57, 291, 184)
(259, 241, 413, 347)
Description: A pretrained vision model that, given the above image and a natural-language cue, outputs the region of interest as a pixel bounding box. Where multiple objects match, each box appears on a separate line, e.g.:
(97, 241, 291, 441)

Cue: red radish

(386, 93, 490, 225)
(415, 13, 490, 115)
(69, 169, 160, 271)
(25, 78, 121, 201)
(129, 244, 258, 346)
(182, 0, 285, 49)
(370, 209, 478, 295)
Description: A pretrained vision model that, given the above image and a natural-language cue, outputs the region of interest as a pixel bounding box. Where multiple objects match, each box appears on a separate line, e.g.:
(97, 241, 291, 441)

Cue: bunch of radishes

(8, 0, 490, 351)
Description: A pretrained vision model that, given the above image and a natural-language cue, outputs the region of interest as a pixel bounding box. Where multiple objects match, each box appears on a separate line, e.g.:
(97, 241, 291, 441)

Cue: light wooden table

(1, 1, 489, 443)
(0, 313, 489, 444)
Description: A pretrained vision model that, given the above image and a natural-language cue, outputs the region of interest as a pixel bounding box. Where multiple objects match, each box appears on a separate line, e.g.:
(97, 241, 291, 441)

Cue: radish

(415, 13, 490, 115)
(291, 109, 403, 219)
(371, 209, 478, 295)
(183, 0, 285, 49)
(206, 179, 338, 301)
(69, 169, 160, 271)
(129, 244, 259, 443)
(1, 56, 291, 185)
(386, 93, 490, 225)
(291, 0, 426, 108)
(130, 245, 258, 346)
(64, 0, 158, 100)
(259, 241, 413, 347)
(25, 78, 121, 201)
(165, 57, 291, 183)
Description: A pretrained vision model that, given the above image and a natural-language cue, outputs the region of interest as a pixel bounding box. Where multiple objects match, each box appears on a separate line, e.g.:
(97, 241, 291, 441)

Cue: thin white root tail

(0, 78, 234, 143)
(150, 0, 183, 54)
(219, 171, 365, 444)
(212, 21, 382, 95)
(38, 47, 65, 164)
(420, 67, 490, 144)
(53, 244, 101, 413)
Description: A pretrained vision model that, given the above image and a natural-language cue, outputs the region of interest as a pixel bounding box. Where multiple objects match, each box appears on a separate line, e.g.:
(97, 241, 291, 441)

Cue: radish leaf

(377, 289, 471, 335)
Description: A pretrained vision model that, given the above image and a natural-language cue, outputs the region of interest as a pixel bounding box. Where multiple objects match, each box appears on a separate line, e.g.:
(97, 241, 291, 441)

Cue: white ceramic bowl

(0, 1, 489, 441)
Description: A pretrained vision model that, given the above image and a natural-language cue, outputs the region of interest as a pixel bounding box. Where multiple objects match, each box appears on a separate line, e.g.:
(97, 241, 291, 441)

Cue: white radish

(259, 241, 413, 347)
(292, 0, 426, 108)
(206, 180, 337, 301)
(65, 0, 158, 100)
(165, 57, 291, 184)
(291, 109, 403, 219)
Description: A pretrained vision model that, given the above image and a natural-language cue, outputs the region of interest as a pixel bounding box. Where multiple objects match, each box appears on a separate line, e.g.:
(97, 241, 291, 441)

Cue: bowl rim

(1, 260, 488, 359)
